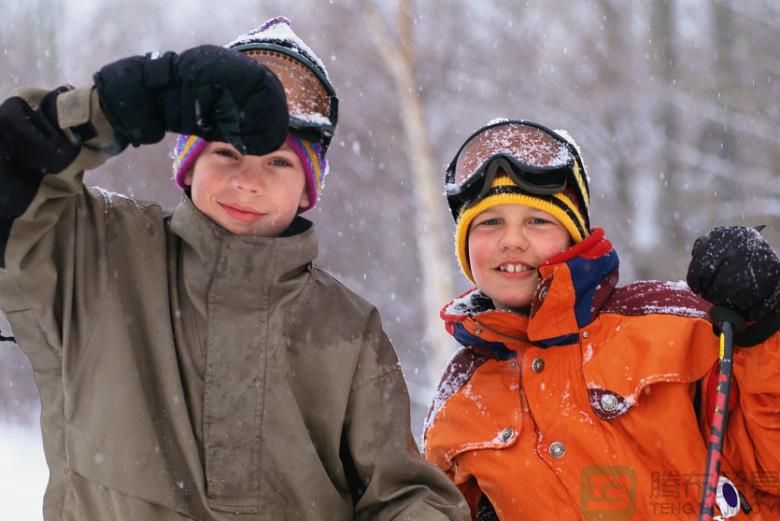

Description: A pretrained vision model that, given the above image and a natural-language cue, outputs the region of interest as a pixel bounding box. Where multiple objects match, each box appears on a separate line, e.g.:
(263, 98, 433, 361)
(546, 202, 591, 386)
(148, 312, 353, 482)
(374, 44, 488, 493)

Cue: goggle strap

(329, 95, 339, 128)
(571, 161, 590, 210)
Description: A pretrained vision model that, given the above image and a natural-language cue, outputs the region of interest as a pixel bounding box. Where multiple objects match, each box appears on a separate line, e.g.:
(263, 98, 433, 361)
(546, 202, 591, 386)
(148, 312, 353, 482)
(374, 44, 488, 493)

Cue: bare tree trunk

(708, 0, 740, 215)
(38, 0, 61, 87)
(596, 0, 640, 278)
(650, 0, 688, 276)
(361, 0, 455, 380)
(712, 0, 739, 166)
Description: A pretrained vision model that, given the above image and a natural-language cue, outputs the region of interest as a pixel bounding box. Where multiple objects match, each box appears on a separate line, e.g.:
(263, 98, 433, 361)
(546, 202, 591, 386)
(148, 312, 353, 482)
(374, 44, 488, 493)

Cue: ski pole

(698, 319, 734, 521)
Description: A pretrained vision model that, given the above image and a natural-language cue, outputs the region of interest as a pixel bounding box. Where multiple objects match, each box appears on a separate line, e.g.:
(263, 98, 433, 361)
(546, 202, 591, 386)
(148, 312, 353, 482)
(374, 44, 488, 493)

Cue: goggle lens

(244, 49, 336, 142)
(452, 122, 575, 186)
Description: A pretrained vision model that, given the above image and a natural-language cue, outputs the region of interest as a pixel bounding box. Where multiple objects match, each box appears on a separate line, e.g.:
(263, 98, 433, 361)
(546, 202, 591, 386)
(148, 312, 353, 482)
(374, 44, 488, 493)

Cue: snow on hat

(172, 17, 336, 212)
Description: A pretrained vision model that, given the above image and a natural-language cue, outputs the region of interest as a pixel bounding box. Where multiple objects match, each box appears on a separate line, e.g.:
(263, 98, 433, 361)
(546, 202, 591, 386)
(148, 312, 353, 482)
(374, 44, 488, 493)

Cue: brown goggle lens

(244, 49, 332, 125)
(453, 122, 574, 185)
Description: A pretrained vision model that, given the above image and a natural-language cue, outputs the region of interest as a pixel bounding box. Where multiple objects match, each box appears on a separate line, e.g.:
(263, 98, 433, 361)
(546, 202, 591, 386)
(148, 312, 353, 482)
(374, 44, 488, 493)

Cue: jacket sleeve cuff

(56, 86, 124, 154)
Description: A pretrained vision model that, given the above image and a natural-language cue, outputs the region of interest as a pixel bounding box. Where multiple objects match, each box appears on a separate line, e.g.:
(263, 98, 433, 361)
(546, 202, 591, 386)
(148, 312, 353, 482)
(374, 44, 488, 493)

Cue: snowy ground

(0, 421, 47, 521)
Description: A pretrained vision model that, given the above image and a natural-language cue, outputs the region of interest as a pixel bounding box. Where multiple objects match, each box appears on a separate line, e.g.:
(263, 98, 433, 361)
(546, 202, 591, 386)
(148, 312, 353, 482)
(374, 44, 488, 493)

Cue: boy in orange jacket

(423, 119, 780, 520)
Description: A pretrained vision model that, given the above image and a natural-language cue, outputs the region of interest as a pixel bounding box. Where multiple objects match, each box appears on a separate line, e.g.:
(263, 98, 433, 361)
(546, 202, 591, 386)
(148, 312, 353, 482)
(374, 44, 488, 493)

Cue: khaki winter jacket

(0, 86, 468, 521)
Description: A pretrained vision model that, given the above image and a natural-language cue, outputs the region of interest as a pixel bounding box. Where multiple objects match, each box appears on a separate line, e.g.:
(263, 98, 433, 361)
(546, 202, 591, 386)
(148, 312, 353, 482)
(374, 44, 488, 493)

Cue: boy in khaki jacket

(0, 17, 467, 521)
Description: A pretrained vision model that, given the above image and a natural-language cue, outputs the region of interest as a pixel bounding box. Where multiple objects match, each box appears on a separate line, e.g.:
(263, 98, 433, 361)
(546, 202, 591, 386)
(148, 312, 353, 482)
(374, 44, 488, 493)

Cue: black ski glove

(93, 44, 288, 154)
(0, 86, 80, 175)
(687, 226, 780, 323)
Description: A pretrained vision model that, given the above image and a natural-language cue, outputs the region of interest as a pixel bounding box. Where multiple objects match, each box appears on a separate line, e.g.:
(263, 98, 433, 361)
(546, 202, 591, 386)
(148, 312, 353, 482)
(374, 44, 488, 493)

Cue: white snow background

(0, 420, 47, 521)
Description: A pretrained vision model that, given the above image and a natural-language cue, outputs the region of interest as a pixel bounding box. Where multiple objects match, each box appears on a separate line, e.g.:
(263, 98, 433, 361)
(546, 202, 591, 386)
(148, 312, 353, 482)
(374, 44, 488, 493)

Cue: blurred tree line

(1, 0, 778, 438)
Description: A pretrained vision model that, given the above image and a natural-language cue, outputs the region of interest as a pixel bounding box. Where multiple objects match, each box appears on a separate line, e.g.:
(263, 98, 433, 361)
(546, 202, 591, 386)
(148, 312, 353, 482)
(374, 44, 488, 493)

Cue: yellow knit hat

(455, 173, 589, 283)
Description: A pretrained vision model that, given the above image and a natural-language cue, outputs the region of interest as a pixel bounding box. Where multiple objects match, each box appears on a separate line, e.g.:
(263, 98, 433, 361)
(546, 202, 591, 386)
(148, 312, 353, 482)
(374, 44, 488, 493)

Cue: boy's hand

(687, 226, 780, 322)
(93, 45, 288, 154)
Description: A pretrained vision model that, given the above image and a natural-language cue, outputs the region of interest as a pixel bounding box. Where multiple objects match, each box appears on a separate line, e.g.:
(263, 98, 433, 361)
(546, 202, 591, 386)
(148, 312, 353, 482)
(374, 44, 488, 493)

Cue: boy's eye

(478, 217, 501, 226)
(529, 216, 554, 225)
(215, 148, 240, 160)
(270, 157, 293, 167)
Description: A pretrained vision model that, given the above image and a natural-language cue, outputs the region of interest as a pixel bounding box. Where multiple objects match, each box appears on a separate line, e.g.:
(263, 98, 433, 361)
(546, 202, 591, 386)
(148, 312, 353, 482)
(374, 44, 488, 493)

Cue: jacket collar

(169, 195, 318, 291)
(442, 227, 619, 352)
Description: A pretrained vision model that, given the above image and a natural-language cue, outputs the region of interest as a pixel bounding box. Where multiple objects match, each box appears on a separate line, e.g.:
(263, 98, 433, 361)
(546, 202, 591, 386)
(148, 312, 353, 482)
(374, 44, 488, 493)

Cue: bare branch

(361, 0, 456, 379)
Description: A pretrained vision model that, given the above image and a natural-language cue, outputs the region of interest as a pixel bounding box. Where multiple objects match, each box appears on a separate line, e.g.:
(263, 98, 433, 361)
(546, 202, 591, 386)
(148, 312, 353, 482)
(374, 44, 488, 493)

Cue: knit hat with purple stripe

(172, 17, 334, 212)
(173, 135, 208, 188)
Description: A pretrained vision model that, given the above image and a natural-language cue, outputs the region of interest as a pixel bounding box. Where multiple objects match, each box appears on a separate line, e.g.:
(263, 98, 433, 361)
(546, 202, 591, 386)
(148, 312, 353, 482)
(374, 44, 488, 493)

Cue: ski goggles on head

(445, 119, 589, 221)
(239, 46, 339, 151)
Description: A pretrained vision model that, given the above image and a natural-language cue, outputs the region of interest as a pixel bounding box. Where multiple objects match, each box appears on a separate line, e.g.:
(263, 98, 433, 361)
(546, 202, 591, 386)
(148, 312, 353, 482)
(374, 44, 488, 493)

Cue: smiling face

(184, 141, 310, 236)
(468, 203, 571, 311)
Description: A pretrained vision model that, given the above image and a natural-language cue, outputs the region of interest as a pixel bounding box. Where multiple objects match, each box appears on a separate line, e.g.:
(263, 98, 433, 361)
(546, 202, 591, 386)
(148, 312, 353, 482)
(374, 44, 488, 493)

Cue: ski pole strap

(709, 307, 746, 336)
(710, 304, 780, 347)
(734, 309, 780, 347)
(698, 321, 735, 521)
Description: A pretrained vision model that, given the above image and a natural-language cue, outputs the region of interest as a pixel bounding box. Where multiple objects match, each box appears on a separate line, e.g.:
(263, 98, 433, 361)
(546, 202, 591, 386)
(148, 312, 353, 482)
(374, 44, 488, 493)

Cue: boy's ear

(298, 186, 310, 209)
(183, 169, 194, 187)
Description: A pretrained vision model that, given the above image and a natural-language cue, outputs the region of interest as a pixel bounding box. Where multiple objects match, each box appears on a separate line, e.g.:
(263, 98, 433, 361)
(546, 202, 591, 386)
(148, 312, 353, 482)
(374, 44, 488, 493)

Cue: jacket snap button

(499, 428, 514, 442)
(600, 393, 619, 412)
(582, 330, 589, 339)
(531, 358, 545, 373)
(549, 441, 566, 458)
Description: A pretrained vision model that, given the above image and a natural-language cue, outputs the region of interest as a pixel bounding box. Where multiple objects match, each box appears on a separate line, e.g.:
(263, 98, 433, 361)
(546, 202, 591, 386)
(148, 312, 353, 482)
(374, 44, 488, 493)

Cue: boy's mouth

(497, 262, 533, 273)
(219, 202, 266, 222)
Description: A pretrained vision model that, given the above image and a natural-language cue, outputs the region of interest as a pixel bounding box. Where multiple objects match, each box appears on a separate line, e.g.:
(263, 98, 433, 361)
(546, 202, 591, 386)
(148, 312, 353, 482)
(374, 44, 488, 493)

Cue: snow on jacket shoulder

(424, 228, 780, 521)
(0, 86, 468, 521)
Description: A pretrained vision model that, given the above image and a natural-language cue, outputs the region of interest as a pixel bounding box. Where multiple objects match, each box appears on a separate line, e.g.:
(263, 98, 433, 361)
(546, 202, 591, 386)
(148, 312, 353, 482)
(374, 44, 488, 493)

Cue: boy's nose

(232, 166, 264, 193)
(499, 226, 529, 250)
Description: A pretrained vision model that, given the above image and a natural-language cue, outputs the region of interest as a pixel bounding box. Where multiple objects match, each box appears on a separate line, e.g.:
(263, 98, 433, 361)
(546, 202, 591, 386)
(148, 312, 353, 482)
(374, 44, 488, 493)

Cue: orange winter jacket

(424, 228, 780, 520)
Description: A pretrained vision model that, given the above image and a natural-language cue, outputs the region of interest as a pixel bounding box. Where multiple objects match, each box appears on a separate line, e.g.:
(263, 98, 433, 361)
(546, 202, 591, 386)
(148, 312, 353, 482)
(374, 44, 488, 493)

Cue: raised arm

(0, 45, 288, 358)
(687, 226, 780, 497)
